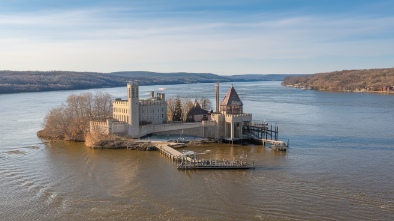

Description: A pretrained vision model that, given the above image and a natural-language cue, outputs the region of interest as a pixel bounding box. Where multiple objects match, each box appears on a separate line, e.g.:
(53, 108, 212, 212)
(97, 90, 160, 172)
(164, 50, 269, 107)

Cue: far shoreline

(284, 85, 394, 95)
(0, 70, 289, 94)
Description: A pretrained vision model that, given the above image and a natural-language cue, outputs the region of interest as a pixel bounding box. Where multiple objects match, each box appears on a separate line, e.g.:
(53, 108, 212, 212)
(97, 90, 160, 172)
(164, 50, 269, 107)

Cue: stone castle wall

(139, 100, 167, 125)
(153, 121, 217, 138)
(90, 121, 109, 134)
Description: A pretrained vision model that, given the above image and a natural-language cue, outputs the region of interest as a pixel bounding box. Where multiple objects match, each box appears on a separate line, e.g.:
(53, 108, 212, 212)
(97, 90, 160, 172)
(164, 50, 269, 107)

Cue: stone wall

(90, 121, 109, 134)
(224, 113, 252, 122)
(154, 121, 217, 139)
(112, 121, 127, 134)
(139, 122, 201, 137)
(90, 119, 128, 135)
(139, 100, 167, 125)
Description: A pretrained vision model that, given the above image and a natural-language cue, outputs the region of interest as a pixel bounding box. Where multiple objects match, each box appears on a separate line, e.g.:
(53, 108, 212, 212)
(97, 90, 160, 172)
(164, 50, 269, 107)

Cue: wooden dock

(157, 143, 255, 170)
(157, 143, 183, 161)
(243, 122, 279, 141)
(177, 158, 254, 170)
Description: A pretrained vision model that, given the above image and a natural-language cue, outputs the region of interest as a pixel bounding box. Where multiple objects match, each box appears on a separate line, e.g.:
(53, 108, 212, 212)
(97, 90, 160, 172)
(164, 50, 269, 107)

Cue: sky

(1, 0, 394, 75)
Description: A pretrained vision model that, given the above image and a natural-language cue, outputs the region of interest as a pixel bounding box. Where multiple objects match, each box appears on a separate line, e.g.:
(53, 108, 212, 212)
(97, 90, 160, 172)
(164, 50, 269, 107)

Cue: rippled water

(1, 81, 393, 220)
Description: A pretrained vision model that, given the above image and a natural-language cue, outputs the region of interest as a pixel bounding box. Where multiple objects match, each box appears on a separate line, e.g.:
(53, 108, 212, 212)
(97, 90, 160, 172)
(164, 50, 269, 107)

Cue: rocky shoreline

(38, 131, 215, 150)
(84, 133, 215, 150)
(85, 133, 158, 150)
(284, 84, 394, 94)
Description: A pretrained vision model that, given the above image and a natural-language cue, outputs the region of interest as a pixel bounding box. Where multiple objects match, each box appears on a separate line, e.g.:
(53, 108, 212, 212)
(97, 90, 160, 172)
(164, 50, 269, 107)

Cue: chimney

(157, 93, 165, 100)
(150, 91, 155, 99)
(215, 83, 219, 113)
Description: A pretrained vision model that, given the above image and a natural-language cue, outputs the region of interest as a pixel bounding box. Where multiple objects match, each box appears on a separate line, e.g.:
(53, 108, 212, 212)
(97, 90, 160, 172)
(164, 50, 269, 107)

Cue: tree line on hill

(282, 68, 394, 92)
(0, 70, 289, 94)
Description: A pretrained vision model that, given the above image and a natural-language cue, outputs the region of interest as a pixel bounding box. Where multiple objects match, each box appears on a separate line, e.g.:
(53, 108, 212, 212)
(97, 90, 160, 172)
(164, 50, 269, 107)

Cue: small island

(282, 68, 394, 93)
(37, 82, 285, 151)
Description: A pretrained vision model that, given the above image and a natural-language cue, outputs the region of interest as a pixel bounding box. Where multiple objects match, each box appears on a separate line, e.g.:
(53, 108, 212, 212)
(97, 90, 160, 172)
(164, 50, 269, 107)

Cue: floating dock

(157, 143, 255, 170)
(177, 159, 254, 170)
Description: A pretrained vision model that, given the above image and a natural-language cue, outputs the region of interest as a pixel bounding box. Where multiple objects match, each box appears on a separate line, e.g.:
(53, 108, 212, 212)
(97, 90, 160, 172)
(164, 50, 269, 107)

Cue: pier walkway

(157, 142, 255, 170)
(157, 143, 183, 161)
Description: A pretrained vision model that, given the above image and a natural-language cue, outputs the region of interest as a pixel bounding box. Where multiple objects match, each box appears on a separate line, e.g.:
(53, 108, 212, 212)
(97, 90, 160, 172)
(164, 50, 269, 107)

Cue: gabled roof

(220, 86, 243, 106)
(188, 101, 209, 115)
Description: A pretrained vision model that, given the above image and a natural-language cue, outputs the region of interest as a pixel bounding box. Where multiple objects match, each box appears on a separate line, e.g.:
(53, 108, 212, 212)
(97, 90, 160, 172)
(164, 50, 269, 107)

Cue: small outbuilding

(187, 101, 210, 122)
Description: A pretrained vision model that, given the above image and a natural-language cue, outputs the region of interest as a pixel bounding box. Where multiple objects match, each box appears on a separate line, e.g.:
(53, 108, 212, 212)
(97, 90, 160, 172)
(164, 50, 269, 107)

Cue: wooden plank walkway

(157, 143, 183, 161)
(177, 159, 254, 170)
(157, 142, 255, 170)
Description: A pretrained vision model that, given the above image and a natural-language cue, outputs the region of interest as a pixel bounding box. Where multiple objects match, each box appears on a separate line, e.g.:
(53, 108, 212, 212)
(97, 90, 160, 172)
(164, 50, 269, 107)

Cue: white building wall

(112, 122, 128, 134)
(139, 100, 167, 124)
(113, 100, 130, 124)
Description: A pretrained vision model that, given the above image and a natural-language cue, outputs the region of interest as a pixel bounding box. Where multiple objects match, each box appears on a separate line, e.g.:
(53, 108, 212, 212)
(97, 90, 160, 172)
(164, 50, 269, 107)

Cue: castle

(90, 82, 252, 140)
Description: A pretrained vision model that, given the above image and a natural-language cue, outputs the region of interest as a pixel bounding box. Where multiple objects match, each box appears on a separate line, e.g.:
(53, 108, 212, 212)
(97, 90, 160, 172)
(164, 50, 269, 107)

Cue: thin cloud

(1, 3, 394, 74)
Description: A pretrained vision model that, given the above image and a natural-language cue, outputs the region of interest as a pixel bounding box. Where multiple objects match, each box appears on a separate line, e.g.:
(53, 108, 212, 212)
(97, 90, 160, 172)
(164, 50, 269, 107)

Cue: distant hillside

(109, 71, 227, 84)
(282, 68, 394, 93)
(0, 70, 290, 94)
(0, 71, 125, 93)
(227, 74, 291, 81)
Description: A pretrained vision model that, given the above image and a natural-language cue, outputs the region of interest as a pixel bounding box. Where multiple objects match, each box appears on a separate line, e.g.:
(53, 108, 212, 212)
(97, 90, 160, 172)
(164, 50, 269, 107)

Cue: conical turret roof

(220, 86, 243, 107)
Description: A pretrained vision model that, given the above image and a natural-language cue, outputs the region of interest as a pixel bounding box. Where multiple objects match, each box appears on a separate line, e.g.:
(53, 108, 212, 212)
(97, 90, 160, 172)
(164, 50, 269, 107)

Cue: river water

(0, 81, 393, 220)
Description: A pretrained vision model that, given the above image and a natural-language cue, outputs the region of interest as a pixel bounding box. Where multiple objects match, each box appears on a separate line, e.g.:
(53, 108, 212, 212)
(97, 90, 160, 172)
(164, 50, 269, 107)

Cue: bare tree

(166, 97, 177, 121)
(93, 91, 112, 119)
(199, 97, 212, 110)
(38, 92, 112, 141)
(167, 96, 211, 122)
(40, 106, 70, 140)
(180, 98, 194, 122)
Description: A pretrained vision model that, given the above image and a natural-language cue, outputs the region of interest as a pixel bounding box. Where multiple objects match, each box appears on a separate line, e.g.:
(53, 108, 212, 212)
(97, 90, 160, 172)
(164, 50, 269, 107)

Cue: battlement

(225, 113, 252, 122)
(225, 113, 252, 118)
(140, 99, 166, 106)
(113, 99, 128, 106)
(90, 120, 110, 134)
